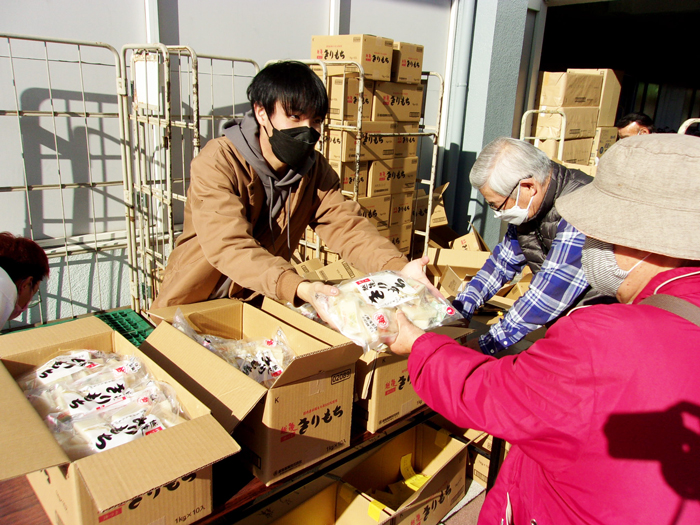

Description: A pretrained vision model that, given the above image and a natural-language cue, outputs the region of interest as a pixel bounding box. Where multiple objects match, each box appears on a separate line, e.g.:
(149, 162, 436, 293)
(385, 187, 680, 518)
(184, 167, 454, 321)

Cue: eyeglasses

(489, 184, 519, 212)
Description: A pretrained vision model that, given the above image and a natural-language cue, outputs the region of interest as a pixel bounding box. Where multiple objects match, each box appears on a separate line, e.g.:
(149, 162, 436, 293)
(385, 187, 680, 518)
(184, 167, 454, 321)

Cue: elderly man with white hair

(389, 134, 700, 524)
(453, 137, 605, 355)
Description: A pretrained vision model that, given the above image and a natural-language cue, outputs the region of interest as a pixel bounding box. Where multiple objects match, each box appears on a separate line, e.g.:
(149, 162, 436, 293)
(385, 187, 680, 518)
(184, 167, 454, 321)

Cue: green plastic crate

(96, 309, 154, 346)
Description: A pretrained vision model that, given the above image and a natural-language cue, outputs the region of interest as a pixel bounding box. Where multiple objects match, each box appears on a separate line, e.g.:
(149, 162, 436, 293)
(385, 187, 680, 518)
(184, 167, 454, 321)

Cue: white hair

(469, 137, 551, 196)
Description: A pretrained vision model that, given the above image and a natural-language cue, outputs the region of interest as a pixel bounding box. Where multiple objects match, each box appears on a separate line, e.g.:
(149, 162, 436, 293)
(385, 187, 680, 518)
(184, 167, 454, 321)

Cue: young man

(389, 134, 700, 524)
(0, 232, 49, 328)
(453, 137, 603, 355)
(153, 61, 428, 315)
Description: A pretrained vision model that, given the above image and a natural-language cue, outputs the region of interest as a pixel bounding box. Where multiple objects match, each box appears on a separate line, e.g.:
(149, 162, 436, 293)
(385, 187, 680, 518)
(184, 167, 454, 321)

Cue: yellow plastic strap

(400, 453, 416, 479)
(400, 453, 429, 491)
(405, 473, 430, 491)
(368, 499, 387, 521)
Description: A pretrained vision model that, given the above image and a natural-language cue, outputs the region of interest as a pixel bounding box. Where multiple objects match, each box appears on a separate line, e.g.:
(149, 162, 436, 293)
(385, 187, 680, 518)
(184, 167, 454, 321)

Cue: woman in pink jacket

(390, 134, 700, 524)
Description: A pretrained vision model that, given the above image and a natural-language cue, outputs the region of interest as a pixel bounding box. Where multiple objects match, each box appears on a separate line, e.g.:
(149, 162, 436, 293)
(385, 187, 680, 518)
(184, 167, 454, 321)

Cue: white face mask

(581, 237, 649, 298)
(493, 184, 534, 225)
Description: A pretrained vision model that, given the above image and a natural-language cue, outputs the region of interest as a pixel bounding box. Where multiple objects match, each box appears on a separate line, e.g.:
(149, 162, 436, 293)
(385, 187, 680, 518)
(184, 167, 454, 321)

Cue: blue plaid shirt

(453, 220, 589, 355)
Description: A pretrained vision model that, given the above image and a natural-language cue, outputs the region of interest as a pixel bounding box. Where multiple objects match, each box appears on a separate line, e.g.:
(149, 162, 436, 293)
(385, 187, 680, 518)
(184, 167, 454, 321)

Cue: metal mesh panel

(120, 45, 258, 314)
(0, 34, 128, 331)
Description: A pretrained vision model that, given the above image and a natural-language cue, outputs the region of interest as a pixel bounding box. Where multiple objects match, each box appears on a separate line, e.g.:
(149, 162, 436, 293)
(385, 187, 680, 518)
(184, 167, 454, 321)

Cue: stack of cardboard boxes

(534, 68, 622, 176)
(311, 34, 425, 257)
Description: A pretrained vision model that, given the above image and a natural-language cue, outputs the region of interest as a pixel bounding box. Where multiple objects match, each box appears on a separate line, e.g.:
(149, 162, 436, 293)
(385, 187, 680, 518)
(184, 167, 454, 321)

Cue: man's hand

(387, 311, 425, 356)
(399, 255, 446, 300)
(296, 281, 340, 328)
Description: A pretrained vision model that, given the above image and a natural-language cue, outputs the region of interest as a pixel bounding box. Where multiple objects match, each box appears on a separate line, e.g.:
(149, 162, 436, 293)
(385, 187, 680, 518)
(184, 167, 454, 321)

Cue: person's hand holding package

(387, 311, 426, 356)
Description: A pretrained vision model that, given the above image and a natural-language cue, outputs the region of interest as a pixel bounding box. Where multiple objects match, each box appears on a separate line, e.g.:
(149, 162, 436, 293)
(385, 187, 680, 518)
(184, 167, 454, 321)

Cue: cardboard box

(451, 228, 490, 253)
(589, 126, 618, 164)
(306, 259, 365, 285)
(537, 137, 595, 165)
(538, 71, 603, 107)
(390, 191, 414, 227)
(311, 34, 394, 81)
(563, 161, 597, 177)
(372, 82, 423, 122)
(386, 222, 413, 254)
(354, 353, 424, 433)
(294, 257, 325, 277)
(357, 195, 391, 229)
(568, 68, 622, 127)
(0, 317, 239, 525)
(427, 247, 490, 280)
(391, 42, 424, 84)
(437, 265, 466, 300)
(329, 159, 368, 197)
(367, 157, 419, 197)
(413, 183, 449, 232)
(327, 76, 374, 122)
(336, 423, 468, 525)
(535, 106, 599, 140)
(145, 300, 363, 485)
(394, 123, 420, 158)
(327, 121, 398, 162)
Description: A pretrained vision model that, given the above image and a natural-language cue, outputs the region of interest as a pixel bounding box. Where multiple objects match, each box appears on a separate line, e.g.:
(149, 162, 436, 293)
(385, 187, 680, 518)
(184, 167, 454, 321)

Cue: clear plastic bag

(314, 271, 462, 352)
(172, 309, 295, 388)
(20, 352, 187, 460)
(52, 380, 186, 461)
(16, 350, 120, 391)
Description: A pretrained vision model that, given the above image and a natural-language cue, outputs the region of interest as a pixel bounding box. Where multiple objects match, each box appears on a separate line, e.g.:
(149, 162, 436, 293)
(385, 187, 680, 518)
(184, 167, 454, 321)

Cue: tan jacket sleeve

(188, 142, 301, 303)
(311, 158, 408, 274)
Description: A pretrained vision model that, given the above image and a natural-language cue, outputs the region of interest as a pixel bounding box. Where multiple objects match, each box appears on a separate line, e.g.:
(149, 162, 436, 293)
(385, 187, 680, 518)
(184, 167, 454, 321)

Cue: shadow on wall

(17, 87, 124, 241)
(605, 401, 700, 523)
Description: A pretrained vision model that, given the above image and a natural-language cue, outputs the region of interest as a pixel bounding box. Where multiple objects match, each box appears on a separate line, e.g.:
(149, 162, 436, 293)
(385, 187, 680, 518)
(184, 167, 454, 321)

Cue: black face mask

(265, 121, 320, 170)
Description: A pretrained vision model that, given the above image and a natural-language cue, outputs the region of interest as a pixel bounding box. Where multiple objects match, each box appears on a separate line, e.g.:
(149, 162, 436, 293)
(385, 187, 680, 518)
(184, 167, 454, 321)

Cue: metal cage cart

(678, 118, 700, 135)
(119, 44, 259, 315)
(0, 33, 129, 329)
(519, 107, 567, 160)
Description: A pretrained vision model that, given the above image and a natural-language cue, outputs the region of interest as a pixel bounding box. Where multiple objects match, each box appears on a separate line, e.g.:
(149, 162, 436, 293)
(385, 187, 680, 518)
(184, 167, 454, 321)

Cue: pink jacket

(409, 267, 700, 524)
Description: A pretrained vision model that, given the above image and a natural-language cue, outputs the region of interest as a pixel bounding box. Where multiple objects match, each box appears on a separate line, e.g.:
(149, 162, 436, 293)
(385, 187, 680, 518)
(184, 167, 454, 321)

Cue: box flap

(0, 363, 69, 481)
(141, 321, 267, 433)
(272, 343, 360, 389)
(76, 414, 239, 513)
(148, 298, 238, 326)
(427, 248, 490, 279)
(261, 298, 358, 348)
(0, 316, 113, 363)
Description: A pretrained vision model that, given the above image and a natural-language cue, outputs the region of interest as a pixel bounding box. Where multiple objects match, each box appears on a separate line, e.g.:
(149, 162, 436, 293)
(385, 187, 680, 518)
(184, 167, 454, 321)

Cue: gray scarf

(222, 111, 315, 222)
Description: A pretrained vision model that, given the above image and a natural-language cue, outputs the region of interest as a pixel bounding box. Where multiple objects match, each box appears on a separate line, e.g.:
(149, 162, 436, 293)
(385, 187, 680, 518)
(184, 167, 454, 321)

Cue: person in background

(152, 61, 431, 316)
(0, 232, 49, 328)
(453, 137, 605, 355)
(388, 134, 700, 524)
(616, 111, 654, 139)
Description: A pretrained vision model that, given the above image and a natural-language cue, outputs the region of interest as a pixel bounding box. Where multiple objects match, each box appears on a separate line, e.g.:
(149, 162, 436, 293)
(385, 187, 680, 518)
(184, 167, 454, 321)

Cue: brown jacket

(152, 136, 407, 308)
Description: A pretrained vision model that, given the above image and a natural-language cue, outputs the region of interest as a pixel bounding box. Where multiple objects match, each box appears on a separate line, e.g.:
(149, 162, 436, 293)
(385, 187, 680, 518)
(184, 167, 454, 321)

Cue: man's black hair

(615, 112, 655, 132)
(247, 61, 328, 120)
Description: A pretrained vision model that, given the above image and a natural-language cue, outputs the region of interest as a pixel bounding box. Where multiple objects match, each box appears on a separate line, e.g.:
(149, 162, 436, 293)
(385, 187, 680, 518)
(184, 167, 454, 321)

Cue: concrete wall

(442, 0, 529, 248)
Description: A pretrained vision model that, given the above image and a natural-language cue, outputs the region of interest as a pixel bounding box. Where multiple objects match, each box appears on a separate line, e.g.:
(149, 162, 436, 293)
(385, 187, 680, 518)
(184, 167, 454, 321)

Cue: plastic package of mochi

(314, 270, 462, 352)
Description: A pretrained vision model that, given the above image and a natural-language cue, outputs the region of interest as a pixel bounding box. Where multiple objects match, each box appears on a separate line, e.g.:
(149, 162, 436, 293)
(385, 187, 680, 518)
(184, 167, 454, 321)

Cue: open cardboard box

(145, 299, 363, 485)
(261, 298, 472, 434)
(0, 316, 239, 525)
(265, 422, 468, 525)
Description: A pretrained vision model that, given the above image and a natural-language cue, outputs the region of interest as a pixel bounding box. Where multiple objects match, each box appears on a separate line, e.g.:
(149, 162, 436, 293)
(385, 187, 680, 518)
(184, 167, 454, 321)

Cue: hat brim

(556, 182, 700, 260)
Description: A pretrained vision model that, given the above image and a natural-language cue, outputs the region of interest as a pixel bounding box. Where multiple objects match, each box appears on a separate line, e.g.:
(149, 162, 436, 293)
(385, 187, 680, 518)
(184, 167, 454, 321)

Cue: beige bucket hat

(556, 134, 700, 260)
